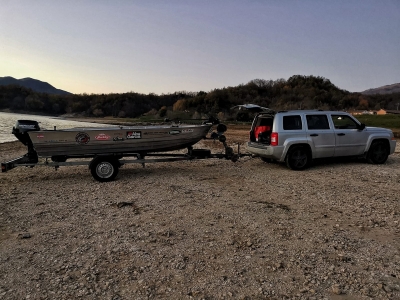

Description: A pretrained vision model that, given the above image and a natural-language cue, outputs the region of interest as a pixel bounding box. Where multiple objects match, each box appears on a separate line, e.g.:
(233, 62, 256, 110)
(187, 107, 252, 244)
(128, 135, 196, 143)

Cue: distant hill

(0, 76, 71, 95)
(1, 74, 399, 118)
(361, 83, 400, 95)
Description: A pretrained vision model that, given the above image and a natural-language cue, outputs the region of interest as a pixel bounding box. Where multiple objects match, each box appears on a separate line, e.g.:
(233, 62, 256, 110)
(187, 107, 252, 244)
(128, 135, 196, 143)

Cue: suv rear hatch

(249, 112, 274, 145)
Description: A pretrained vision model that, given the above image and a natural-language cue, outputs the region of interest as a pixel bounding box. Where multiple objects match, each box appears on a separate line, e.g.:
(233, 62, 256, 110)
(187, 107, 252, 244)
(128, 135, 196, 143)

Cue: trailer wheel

(90, 157, 119, 182)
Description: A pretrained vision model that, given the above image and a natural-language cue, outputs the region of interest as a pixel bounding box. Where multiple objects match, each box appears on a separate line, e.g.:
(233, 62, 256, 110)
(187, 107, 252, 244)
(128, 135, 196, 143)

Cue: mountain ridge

(2, 76, 400, 96)
(361, 83, 400, 95)
(1, 75, 399, 117)
(0, 76, 71, 95)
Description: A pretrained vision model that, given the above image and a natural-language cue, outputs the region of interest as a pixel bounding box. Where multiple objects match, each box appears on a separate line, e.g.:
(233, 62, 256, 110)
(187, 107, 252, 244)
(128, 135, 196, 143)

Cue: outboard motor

(12, 120, 40, 163)
(12, 120, 41, 146)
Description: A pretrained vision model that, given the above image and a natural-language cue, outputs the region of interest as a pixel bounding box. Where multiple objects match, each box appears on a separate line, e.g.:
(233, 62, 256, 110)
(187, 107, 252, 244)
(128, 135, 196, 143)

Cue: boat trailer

(2, 135, 245, 182)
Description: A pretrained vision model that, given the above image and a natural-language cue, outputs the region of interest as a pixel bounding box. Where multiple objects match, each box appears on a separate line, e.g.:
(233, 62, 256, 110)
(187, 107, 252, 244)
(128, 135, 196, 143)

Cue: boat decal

(19, 124, 37, 129)
(36, 134, 45, 139)
(168, 130, 181, 135)
(181, 129, 194, 133)
(126, 131, 142, 139)
(95, 133, 111, 141)
(75, 132, 90, 144)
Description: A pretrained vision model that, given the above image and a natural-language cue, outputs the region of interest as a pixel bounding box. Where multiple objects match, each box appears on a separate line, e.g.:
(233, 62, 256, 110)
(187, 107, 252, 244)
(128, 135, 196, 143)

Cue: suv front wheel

(286, 146, 310, 170)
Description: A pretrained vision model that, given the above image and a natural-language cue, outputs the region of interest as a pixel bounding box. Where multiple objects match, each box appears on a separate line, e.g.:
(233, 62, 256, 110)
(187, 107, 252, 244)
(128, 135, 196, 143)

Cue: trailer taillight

(270, 132, 278, 146)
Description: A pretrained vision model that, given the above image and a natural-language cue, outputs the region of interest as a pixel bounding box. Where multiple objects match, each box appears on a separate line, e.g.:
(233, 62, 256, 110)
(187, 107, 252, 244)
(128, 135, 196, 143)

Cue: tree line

(1, 75, 399, 121)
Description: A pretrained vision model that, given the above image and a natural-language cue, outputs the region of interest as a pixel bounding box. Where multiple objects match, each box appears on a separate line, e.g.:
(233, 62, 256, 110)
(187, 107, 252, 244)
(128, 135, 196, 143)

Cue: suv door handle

(337, 133, 345, 136)
(310, 134, 318, 137)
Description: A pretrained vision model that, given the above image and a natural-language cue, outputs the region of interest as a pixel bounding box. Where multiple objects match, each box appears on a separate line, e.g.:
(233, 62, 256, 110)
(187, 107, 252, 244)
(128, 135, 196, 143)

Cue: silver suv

(246, 110, 397, 170)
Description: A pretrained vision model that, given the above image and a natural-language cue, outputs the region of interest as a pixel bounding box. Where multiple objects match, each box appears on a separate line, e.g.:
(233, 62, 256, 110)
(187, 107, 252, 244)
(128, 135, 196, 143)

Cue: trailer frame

(2, 140, 245, 182)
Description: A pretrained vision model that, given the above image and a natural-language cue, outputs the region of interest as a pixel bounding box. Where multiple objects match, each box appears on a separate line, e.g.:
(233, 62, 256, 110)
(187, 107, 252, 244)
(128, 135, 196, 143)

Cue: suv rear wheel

(286, 146, 310, 170)
(367, 141, 389, 164)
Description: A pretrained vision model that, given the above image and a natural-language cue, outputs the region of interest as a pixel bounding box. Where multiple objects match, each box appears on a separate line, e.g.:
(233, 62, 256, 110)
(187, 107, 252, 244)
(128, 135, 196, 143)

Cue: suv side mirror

(358, 123, 366, 130)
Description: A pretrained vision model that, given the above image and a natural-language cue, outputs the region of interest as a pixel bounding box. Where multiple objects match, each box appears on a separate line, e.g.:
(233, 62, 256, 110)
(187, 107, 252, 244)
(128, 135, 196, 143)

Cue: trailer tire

(90, 157, 119, 182)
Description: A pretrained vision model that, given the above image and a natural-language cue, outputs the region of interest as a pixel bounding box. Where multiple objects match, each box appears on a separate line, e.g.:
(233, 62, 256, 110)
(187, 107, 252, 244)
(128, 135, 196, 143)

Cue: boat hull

(28, 124, 212, 157)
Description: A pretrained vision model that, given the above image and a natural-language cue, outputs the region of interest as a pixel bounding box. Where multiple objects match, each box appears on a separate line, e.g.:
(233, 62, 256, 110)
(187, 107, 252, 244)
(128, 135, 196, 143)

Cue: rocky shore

(0, 128, 399, 299)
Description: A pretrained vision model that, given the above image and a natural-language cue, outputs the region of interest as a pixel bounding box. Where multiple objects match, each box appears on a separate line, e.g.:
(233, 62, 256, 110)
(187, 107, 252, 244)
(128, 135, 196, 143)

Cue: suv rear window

(283, 115, 302, 130)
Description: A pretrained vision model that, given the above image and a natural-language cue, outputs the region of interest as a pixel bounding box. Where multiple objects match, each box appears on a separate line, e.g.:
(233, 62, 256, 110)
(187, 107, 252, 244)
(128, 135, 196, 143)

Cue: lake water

(0, 112, 112, 144)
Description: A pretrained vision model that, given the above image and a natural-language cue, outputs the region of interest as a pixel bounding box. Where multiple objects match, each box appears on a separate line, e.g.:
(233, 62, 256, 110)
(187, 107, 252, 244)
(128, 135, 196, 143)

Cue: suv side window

(331, 115, 358, 129)
(283, 115, 302, 130)
(306, 115, 330, 130)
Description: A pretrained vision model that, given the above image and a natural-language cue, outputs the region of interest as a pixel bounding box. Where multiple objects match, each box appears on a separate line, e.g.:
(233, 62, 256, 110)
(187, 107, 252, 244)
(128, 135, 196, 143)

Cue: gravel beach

(0, 127, 399, 300)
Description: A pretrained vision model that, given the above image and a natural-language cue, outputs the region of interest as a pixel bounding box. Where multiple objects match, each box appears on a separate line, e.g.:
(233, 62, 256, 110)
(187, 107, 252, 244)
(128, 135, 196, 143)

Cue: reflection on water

(0, 112, 112, 144)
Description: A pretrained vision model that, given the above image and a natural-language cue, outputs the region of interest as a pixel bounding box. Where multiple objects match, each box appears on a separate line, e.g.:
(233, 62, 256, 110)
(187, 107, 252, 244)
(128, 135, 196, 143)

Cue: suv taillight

(270, 132, 278, 146)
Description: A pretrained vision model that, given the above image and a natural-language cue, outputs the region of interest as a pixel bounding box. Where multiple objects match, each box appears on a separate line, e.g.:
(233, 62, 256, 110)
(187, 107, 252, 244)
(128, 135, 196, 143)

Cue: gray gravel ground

(0, 136, 399, 300)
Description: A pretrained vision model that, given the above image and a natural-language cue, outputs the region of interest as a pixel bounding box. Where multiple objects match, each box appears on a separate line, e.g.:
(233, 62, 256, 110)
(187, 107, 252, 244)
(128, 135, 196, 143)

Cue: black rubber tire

(90, 157, 119, 182)
(285, 146, 310, 170)
(366, 141, 389, 164)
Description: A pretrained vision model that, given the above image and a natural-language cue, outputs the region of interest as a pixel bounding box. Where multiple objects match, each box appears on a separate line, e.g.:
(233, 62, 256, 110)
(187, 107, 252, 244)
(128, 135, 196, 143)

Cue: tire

(285, 146, 310, 170)
(367, 141, 389, 164)
(90, 157, 119, 182)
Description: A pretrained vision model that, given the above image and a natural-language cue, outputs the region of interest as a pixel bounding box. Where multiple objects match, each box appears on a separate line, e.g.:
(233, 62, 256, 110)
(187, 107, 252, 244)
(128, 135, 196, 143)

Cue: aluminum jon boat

(29, 123, 212, 158)
(11, 118, 222, 160)
(2, 117, 240, 182)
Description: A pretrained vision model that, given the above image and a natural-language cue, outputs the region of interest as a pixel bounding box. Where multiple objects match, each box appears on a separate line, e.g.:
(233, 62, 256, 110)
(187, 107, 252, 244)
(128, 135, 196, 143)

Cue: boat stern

(11, 120, 40, 162)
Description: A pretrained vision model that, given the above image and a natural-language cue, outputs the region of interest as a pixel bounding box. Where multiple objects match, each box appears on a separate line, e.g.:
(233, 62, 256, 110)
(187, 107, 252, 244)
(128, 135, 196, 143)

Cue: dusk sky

(1, 0, 399, 95)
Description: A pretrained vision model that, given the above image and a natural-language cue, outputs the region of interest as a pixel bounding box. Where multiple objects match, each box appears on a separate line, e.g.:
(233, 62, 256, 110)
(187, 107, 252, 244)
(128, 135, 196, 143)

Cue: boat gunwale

(35, 123, 212, 132)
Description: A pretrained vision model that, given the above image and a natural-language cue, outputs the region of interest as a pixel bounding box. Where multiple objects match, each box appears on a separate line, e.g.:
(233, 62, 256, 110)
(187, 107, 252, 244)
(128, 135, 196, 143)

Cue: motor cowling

(12, 120, 40, 146)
